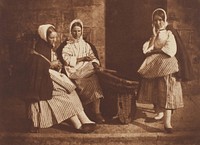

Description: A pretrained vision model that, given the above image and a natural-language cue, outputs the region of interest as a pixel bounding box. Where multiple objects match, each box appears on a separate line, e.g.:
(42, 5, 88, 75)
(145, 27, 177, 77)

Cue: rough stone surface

(167, 0, 200, 95)
(1, 0, 105, 65)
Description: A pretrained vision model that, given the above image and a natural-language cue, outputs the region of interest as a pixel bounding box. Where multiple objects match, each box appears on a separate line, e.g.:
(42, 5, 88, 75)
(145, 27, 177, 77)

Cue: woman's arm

(145, 48, 165, 56)
(145, 31, 177, 57)
(85, 43, 100, 65)
(50, 60, 62, 71)
(143, 26, 158, 54)
(142, 39, 154, 54)
(77, 56, 93, 62)
(62, 45, 77, 67)
(161, 31, 177, 57)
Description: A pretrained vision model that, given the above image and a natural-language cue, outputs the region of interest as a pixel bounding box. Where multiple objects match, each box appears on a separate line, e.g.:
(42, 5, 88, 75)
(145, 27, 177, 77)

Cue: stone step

(1, 95, 200, 145)
(0, 131, 200, 145)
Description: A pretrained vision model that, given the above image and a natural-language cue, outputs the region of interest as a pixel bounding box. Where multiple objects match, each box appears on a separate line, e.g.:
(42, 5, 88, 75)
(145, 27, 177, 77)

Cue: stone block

(21, 11, 38, 24)
(95, 45, 105, 66)
(91, 5, 105, 27)
(73, 7, 93, 27)
(92, 27, 105, 46)
(92, 0, 104, 5)
(28, 0, 72, 10)
(37, 10, 61, 25)
(72, 0, 93, 7)
(69, 5, 105, 28)
(7, 0, 29, 10)
(62, 11, 74, 24)
(61, 10, 74, 35)
(83, 27, 92, 42)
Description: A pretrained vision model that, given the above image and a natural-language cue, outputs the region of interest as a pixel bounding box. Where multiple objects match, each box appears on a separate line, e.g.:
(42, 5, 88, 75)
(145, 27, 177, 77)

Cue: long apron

(28, 81, 83, 128)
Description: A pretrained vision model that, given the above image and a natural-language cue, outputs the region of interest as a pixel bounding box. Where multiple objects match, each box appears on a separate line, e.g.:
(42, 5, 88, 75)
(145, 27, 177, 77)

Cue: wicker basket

(96, 69, 139, 124)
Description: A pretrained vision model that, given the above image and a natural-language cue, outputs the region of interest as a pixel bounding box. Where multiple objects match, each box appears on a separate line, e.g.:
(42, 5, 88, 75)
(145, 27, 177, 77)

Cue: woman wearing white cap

(62, 19, 105, 124)
(137, 8, 184, 133)
(25, 24, 96, 133)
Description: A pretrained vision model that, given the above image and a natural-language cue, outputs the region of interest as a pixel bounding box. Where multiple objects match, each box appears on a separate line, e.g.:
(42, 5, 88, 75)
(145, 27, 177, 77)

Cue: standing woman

(137, 8, 184, 133)
(62, 19, 105, 124)
(26, 24, 96, 133)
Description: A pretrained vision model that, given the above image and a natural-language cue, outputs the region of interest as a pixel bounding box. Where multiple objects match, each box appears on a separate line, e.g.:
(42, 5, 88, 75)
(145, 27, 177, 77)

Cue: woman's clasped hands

(50, 60, 63, 70)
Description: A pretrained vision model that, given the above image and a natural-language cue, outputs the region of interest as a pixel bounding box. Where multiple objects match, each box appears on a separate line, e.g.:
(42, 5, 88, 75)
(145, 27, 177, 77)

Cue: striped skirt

(74, 74, 104, 105)
(137, 74, 184, 110)
(28, 81, 83, 128)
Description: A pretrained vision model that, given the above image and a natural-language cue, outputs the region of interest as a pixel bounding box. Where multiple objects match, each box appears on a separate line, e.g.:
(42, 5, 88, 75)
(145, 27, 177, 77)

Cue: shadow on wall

(0, 31, 36, 98)
(105, 0, 167, 81)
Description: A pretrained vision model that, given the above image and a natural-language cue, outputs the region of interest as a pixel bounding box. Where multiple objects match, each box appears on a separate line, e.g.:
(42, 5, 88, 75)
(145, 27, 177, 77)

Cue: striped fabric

(138, 54, 179, 78)
(49, 69, 76, 93)
(68, 61, 95, 79)
(74, 74, 104, 105)
(137, 74, 183, 109)
(28, 81, 83, 128)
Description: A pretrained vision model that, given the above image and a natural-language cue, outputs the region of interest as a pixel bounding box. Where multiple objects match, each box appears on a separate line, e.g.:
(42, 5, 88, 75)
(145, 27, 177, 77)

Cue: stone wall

(1, 0, 105, 65)
(0, 0, 105, 96)
(167, 0, 200, 95)
(1, 0, 200, 96)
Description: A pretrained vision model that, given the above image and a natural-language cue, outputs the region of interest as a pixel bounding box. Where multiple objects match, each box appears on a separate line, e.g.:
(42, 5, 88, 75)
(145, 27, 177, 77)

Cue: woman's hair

(71, 22, 82, 30)
(152, 9, 165, 21)
(46, 26, 57, 38)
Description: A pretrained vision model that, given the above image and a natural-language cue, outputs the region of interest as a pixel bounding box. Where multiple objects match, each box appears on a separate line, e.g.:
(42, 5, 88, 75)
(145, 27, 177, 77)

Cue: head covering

(152, 8, 168, 29)
(38, 24, 55, 42)
(69, 19, 84, 41)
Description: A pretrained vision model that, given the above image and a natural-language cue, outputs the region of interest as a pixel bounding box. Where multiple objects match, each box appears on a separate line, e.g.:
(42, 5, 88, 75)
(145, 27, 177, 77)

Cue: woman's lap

(74, 74, 104, 105)
(29, 81, 84, 128)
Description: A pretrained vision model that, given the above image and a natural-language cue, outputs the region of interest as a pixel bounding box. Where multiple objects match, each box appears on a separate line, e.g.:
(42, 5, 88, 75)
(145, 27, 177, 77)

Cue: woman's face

(153, 15, 165, 30)
(71, 26, 82, 39)
(47, 31, 57, 47)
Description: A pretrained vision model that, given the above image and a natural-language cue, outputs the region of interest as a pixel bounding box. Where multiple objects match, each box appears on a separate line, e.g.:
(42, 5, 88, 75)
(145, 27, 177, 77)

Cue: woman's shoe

(154, 112, 164, 120)
(93, 113, 105, 124)
(82, 123, 97, 132)
(74, 123, 96, 133)
(74, 126, 87, 133)
(164, 126, 173, 134)
(29, 126, 40, 133)
(145, 117, 162, 123)
(27, 119, 39, 133)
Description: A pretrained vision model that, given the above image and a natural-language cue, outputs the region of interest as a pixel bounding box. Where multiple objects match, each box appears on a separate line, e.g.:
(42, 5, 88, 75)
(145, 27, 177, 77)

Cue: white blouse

(143, 30, 177, 57)
(138, 30, 179, 78)
(62, 39, 99, 78)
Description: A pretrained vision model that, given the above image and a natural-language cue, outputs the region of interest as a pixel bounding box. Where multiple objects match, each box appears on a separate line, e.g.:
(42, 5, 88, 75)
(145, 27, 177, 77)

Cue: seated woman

(25, 24, 96, 133)
(62, 19, 105, 124)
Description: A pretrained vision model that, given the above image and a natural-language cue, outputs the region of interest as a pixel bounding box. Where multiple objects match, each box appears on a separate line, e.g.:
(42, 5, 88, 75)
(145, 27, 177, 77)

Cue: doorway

(105, 0, 167, 80)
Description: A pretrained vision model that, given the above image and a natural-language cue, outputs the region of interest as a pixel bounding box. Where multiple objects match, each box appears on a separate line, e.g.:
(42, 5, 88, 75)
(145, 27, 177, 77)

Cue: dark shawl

(24, 38, 53, 102)
(167, 25, 194, 82)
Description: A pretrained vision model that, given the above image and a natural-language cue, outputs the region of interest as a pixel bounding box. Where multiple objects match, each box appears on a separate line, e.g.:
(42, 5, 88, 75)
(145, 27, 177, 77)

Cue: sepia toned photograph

(0, 0, 200, 144)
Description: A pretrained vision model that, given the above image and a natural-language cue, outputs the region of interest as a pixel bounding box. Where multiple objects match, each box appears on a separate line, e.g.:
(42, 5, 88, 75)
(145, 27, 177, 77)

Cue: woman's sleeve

(86, 43, 100, 65)
(161, 31, 177, 57)
(143, 40, 154, 54)
(62, 45, 77, 67)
